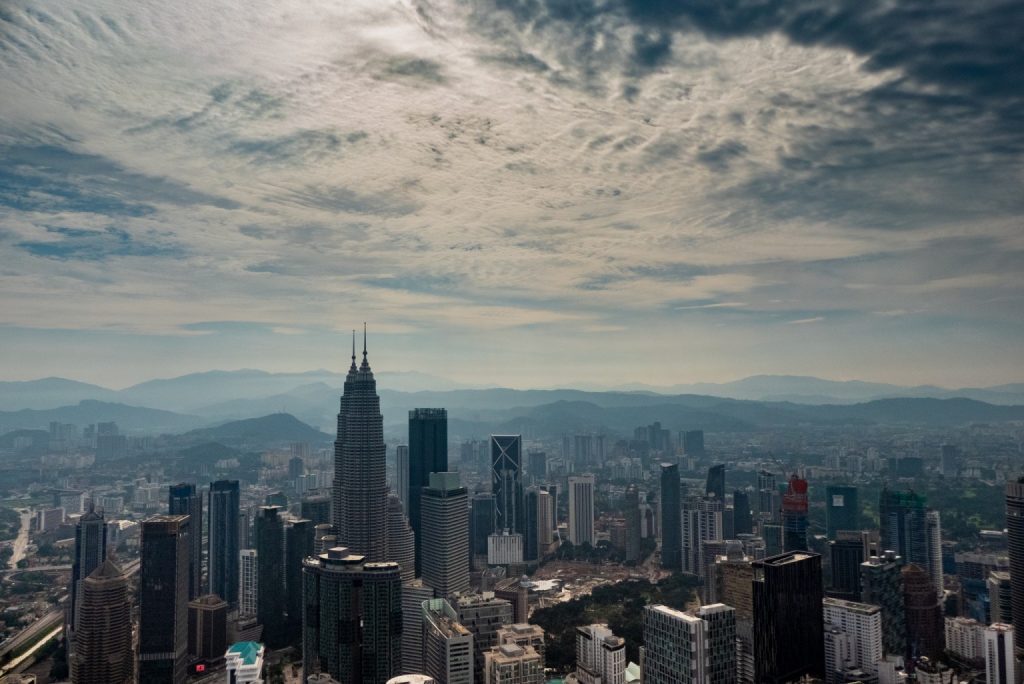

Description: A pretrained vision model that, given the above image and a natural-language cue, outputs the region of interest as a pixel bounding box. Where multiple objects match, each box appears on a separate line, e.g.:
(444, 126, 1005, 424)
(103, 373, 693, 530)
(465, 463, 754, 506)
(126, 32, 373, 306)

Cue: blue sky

(1, 0, 1022, 389)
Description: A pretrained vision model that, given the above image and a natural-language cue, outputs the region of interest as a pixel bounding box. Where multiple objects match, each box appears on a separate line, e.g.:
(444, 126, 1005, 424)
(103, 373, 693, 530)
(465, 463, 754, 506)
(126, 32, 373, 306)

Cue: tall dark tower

(169, 482, 203, 599)
(208, 480, 240, 605)
(825, 485, 859, 540)
(332, 328, 389, 561)
(705, 464, 726, 501)
(139, 515, 190, 683)
(70, 559, 133, 684)
(408, 407, 448, 575)
(70, 508, 107, 632)
(782, 474, 809, 552)
(491, 434, 524, 535)
(255, 506, 286, 648)
(753, 551, 824, 683)
(286, 518, 315, 636)
(733, 489, 753, 535)
(625, 484, 641, 563)
(1006, 479, 1024, 653)
(660, 463, 682, 570)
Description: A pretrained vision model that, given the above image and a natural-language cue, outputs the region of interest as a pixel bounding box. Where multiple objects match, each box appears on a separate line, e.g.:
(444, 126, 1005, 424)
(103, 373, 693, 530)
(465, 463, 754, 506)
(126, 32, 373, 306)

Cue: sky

(1, 0, 1022, 389)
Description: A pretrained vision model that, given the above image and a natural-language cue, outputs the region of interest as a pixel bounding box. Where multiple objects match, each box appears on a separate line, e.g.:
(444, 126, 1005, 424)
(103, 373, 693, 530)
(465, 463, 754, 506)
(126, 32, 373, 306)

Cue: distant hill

(178, 413, 331, 446)
(0, 400, 205, 433)
(0, 377, 119, 411)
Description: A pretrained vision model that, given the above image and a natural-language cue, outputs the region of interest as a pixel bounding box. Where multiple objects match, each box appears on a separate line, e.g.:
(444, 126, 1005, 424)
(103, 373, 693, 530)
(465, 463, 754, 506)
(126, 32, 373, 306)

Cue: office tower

(568, 474, 596, 546)
(239, 508, 251, 550)
(705, 464, 725, 501)
(761, 523, 783, 556)
(169, 482, 204, 599)
(682, 496, 724, 578)
(422, 598, 474, 684)
(625, 485, 641, 563)
(286, 518, 315, 635)
(69, 559, 133, 684)
(715, 554, 755, 683)
(822, 598, 882, 682)
(333, 332, 389, 561)
(524, 488, 540, 562)
(902, 563, 945, 661)
(397, 445, 410, 511)
(660, 463, 682, 570)
(828, 532, 868, 602)
(733, 490, 753, 536)
(302, 547, 403, 684)
(527, 450, 547, 482)
(471, 493, 496, 558)
(208, 480, 240, 605)
(781, 474, 809, 552)
(139, 515, 190, 683)
(421, 472, 470, 597)
(487, 531, 523, 566)
(985, 623, 1016, 684)
(69, 508, 107, 632)
(860, 551, 907, 656)
(188, 594, 228, 665)
(491, 435, 524, 535)
(387, 495, 417, 582)
(483, 644, 544, 684)
(940, 444, 959, 477)
(455, 592, 514, 681)
(254, 506, 286, 648)
(289, 455, 305, 480)
(301, 493, 332, 527)
(642, 603, 736, 684)
(757, 471, 778, 521)
(682, 430, 705, 457)
(957, 551, 1009, 624)
(403, 580, 436, 674)
(225, 641, 265, 684)
(879, 488, 943, 596)
(825, 485, 859, 540)
(946, 616, 984, 662)
(265, 491, 288, 508)
(574, 434, 594, 466)
(409, 408, 448, 576)
(239, 549, 258, 617)
(536, 488, 554, 558)
(1007, 478, 1024, 653)
(575, 624, 626, 684)
(989, 570, 1013, 624)
(752, 552, 824, 683)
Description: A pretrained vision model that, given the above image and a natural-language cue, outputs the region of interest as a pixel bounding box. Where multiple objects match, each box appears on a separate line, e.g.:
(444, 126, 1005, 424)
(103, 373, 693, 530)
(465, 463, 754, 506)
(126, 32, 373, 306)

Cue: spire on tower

(350, 330, 357, 372)
(360, 322, 370, 370)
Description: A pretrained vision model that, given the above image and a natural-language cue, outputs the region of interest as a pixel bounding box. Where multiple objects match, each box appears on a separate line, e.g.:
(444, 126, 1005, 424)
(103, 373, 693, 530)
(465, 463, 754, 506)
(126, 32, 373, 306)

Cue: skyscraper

(302, 547, 403, 684)
(524, 487, 541, 562)
(1008, 479, 1024, 654)
(208, 480, 240, 606)
(825, 485, 859, 540)
(409, 408, 448, 576)
(387, 495, 416, 583)
(169, 482, 203, 599)
(902, 563, 945, 661)
(70, 559, 133, 684)
(682, 495, 723, 578)
(286, 518, 315, 636)
(822, 598, 882, 682)
(255, 506, 286, 648)
(188, 594, 228, 666)
(70, 508, 107, 632)
(568, 474, 596, 547)
(575, 624, 625, 684)
(420, 472, 470, 597)
(752, 552, 824, 683)
(239, 549, 258, 617)
(396, 445, 410, 511)
(139, 515, 190, 683)
(491, 435, 524, 535)
(705, 464, 725, 501)
(660, 463, 682, 570)
(625, 485, 641, 563)
(642, 603, 736, 684)
(732, 490, 753, 536)
(537, 488, 554, 558)
(682, 430, 705, 457)
(456, 592, 514, 681)
(828, 531, 868, 602)
(781, 474, 809, 552)
(860, 551, 907, 657)
(301, 493, 332, 527)
(757, 471, 777, 519)
(985, 623, 1016, 684)
(879, 488, 943, 596)
(471, 493, 496, 560)
(422, 598, 474, 684)
(333, 330, 389, 561)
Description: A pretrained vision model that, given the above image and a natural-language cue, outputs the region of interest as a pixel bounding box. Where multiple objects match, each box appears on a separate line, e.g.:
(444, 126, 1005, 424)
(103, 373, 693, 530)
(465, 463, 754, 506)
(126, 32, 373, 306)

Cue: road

(7, 510, 32, 569)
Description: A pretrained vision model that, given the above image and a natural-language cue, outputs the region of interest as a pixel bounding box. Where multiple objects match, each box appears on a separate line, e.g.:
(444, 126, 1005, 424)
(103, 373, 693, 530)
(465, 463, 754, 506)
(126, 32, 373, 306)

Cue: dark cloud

(267, 185, 420, 217)
(696, 140, 748, 171)
(17, 226, 184, 261)
(228, 128, 367, 164)
(375, 56, 447, 85)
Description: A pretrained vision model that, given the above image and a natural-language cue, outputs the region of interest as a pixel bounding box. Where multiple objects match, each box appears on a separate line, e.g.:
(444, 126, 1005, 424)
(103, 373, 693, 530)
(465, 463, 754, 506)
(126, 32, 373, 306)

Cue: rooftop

(226, 641, 263, 666)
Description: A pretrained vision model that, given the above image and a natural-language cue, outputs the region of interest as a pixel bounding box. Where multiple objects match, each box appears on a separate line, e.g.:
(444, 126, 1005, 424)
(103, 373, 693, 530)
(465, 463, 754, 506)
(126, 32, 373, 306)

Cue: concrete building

(138, 515, 189, 683)
(568, 475, 595, 547)
(497, 624, 545, 661)
(421, 472, 470, 597)
(403, 579, 436, 675)
(984, 623, 1015, 684)
(239, 549, 258, 618)
(225, 641, 265, 684)
(575, 624, 625, 684)
(422, 598, 474, 684)
(642, 603, 736, 684)
(483, 644, 543, 684)
(456, 593, 514, 682)
(69, 560, 133, 684)
(822, 598, 882, 683)
(188, 594, 228, 666)
(488, 531, 523, 566)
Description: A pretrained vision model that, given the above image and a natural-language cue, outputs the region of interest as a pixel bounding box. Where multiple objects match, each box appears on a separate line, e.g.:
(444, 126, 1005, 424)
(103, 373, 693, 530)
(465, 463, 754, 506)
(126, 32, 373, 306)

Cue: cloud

(16, 226, 185, 261)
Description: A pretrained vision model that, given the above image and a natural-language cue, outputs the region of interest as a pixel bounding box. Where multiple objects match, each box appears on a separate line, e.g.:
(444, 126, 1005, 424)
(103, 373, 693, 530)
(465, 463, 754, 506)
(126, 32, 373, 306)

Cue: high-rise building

(828, 532, 868, 602)
(188, 594, 228, 665)
(822, 598, 882, 682)
(491, 435, 524, 535)
(757, 471, 777, 518)
(641, 603, 736, 684)
(409, 408, 448, 576)
(940, 444, 960, 478)
(70, 508, 107, 633)
(302, 547, 403, 684)
(455, 592, 514, 682)
(902, 563, 945, 661)
(286, 518, 315, 635)
(568, 475, 596, 547)
(524, 487, 541, 562)
(387, 495, 416, 583)
(422, 598, 474, 684)
(208, 480, 240, 606)
(705, 465, 725, 501)
(333, 332, 389, 561)
(527, 450, 547, 483)
(301, 493, 332, 527)
(733, 490, 753, 536)
(782, 474, 809, 552)
(403, 579, 436, 674)
(239, 549, 258, 617)
(421, 472, 470, 597)
(471, 494, 496, 559)
(396, 445, 410, 511)
(255, 506, 286, 648)
(69, 559, 133, 684)
(487, 531, 523, 566)
(715, 553, 755, 683)
(879, 488, 943, 597)
(945, 616, 984, 662)
(660, 463, 682, 570)
(483, 644, 544, 684)
(537, 488, 554, 557)
(825, 485, 859, 540)
(139, 515, 190, 683)
(860, 551, 907, 657)
(1005, 478, 1024, 653)
(752, 552, 824, 683)
(575, 624, 625, 684)
(989, 570, 1013, 625)
(682, 430, 705, 457)
(682, 496, 723, 578)
(169, 483, 204, 599)
(625, 485, 641, 563)
(985, 623, 1016, 684)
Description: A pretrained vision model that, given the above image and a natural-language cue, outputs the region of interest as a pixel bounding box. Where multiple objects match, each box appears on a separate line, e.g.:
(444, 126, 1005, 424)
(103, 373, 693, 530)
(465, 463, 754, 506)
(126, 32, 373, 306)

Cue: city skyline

(1, 1, 1022, 388)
